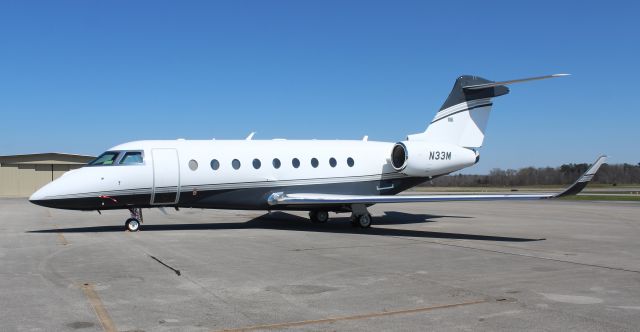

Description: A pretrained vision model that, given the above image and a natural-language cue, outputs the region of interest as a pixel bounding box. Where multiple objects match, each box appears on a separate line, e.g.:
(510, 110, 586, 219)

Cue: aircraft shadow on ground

(28, 211, 544, 242)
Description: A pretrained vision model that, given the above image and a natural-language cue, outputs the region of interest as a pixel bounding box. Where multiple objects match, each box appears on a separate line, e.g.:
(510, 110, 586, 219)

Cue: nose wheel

(126, 208, 143, 232)
(125, 218, 140, 232)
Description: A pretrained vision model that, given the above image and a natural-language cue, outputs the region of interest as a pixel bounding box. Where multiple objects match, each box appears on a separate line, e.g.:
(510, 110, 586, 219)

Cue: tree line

(425, 163, 640, 187)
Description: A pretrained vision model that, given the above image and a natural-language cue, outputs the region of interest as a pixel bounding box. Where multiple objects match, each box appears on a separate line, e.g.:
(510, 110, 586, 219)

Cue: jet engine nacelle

(390, 141, 478, 177)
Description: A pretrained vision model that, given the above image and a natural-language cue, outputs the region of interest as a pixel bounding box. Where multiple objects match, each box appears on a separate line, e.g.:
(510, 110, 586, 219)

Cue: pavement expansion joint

(392, 236, 640, 274)
(211, 299, 487, 332)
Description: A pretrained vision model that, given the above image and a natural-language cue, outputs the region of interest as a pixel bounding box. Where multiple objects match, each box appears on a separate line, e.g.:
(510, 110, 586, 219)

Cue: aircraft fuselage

(29, 139, 471, 211)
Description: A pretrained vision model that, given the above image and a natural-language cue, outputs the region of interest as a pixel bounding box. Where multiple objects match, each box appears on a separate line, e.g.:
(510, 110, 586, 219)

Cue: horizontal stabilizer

(463, 74, 569, 90)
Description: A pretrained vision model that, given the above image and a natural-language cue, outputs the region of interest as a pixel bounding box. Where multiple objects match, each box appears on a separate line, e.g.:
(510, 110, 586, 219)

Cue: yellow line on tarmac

(56, 232, 68, 245)
(49, 212, 67, 245)
(80, 283, 117, 332)
(213, 299, 486, 332)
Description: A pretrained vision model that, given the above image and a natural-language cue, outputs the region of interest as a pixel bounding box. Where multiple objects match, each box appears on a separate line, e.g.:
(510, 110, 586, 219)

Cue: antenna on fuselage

(246, 132, 256, 140)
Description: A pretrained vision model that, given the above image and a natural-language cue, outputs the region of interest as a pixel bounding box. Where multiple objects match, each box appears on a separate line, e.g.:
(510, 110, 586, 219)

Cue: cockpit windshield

(87, 151, 145, 166)
(119, 151, 144, 165)
(88, 151, 120, 166)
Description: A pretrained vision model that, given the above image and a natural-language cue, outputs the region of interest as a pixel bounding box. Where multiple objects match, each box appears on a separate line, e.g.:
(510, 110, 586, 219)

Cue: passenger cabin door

(151, 148, 180, 205)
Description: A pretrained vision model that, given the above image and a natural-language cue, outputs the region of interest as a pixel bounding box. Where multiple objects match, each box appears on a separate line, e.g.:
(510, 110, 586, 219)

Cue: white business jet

(29, 74, 606, 231)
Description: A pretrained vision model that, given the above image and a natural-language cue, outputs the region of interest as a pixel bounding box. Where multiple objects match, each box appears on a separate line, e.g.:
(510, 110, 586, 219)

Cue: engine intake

(391, 143, 408, 171)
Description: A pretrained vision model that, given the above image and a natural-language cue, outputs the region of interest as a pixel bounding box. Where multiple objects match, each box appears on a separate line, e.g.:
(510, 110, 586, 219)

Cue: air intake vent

(391, 143, 408, 171)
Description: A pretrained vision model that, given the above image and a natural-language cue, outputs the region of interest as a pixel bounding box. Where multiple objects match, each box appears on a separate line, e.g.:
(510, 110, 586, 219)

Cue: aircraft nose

(29, 190, 42, 202)
(29, 179, 66, 208)
(29, 184, 52, 207)
(28, 171, 99, 210)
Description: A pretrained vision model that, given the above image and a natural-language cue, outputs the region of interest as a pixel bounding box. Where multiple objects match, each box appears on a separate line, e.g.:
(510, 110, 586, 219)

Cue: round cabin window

(188, 159, 198, 171)
(210, 159, 220, 170)
(272, 158, 281, 169)
(329, 158, 337, 167)
(232, 159, 241, 170)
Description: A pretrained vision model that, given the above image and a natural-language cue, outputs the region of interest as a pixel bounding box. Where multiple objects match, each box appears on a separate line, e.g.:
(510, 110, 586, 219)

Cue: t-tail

(407, 74, 569, 148)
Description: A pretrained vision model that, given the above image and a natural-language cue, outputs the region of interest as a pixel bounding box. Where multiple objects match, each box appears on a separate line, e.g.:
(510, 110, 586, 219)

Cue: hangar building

(0, 153, 95, 197)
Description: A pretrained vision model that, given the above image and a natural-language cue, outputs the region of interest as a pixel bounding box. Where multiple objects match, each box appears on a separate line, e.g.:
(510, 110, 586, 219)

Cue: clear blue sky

(0, 1, 638, 173)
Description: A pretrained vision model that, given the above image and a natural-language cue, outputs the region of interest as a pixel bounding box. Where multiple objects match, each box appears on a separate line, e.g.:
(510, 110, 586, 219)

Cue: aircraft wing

(268, 156, 607, 206)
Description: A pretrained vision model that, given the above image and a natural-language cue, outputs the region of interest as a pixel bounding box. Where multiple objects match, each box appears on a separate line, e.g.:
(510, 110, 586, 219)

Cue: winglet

(553, 155, 607, 198)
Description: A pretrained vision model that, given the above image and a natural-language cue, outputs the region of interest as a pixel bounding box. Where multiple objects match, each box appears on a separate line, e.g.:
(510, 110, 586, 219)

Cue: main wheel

(357, 214, 372, 228)
(125, 218, 140, 232)
(309, 210, 329, 223)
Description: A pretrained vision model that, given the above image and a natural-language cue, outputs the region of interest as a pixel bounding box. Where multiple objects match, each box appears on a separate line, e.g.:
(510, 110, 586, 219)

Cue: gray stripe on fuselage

(32, 175, 436, 211)
(43, 172, 409, 200)
(181, 176, 430, 210)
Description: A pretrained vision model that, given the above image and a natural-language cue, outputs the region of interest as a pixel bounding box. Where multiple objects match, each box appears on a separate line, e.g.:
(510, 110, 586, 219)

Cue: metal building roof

(0, 153, 95, 165)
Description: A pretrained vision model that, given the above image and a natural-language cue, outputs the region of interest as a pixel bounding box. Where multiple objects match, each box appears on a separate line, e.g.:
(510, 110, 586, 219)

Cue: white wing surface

(268, 156, 607, 206)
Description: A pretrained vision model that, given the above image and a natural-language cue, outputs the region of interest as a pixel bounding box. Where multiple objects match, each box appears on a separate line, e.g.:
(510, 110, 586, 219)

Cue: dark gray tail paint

(440, 75, 509, 111)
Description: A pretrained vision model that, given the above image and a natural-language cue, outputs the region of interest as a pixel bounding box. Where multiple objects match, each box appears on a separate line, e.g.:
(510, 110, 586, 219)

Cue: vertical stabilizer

(407, 74, 567, 148)
(408, 75, 508, 148)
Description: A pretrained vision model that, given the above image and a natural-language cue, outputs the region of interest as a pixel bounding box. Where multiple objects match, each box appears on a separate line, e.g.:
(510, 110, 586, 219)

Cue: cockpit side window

(119, 151, 144, 165)
(88, 151, 120, 166)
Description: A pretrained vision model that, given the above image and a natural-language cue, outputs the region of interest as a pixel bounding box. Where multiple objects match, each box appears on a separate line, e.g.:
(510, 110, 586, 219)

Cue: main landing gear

(350, 213, 372, 228)
(350, 204, 372, 228)
(126, 208, 143, 232)
(308, 204, 373, 228)
(309, 210, 330, 223)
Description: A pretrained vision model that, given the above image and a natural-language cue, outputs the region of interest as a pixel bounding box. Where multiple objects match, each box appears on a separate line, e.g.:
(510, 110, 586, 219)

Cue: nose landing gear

(126, 208, 143, 232)
(125, 218, 140, 232)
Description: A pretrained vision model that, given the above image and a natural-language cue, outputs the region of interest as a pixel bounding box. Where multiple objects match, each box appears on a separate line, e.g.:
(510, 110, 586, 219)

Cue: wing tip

(554, 155, 607, 198)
